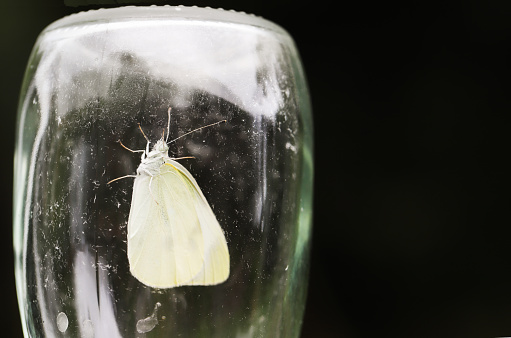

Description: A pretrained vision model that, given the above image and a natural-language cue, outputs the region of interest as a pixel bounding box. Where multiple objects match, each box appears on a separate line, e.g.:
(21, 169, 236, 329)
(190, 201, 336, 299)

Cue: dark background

(1, 1, 510, 337)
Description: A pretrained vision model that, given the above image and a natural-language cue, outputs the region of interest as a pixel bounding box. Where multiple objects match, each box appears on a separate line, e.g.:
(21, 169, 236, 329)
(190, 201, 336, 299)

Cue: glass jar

(14, 6, 313, 337)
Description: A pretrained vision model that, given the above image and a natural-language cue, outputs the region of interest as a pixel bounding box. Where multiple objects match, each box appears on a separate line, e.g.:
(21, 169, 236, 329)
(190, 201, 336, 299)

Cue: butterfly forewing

(127, 164, 204, 288)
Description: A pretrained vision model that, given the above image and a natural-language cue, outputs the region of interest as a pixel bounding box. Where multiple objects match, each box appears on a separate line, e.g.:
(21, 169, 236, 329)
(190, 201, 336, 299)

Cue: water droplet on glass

(136, 302, 161, 333)
(56, 312, 68, 333)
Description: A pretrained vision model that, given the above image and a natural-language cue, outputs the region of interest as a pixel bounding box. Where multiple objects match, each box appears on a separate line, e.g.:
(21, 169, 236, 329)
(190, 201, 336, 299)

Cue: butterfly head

(152, 139, 169, 154)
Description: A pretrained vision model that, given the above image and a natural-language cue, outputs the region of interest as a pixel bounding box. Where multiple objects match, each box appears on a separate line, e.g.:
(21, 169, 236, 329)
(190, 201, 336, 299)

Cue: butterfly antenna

(165, 107, 171, 142)
(168, 119, 227, 145)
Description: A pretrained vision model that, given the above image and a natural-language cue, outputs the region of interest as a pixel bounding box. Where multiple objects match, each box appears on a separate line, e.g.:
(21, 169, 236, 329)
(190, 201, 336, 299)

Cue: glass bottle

(14, 6, 313, 337)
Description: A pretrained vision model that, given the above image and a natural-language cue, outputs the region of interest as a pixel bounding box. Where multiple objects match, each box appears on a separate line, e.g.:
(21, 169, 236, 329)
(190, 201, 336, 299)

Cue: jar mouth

(43, 5, 287, 36)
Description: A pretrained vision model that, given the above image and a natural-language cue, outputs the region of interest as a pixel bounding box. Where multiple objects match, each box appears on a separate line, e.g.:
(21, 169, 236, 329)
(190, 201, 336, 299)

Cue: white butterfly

(110, 108, 229, 288)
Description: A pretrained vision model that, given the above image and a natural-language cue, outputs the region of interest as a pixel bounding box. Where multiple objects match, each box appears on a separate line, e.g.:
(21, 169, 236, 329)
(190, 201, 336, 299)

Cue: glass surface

(14, 6, 313, 338)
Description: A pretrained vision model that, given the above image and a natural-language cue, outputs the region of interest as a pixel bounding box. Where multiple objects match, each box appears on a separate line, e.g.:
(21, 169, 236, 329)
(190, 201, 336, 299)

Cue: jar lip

(44, 5, 287, 36)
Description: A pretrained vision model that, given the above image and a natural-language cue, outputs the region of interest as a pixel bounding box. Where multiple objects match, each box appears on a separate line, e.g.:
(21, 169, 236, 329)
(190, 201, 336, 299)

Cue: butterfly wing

(168, 160, 230, 286)
(127, 160, 229, 288)
(127, 167, 205, 288)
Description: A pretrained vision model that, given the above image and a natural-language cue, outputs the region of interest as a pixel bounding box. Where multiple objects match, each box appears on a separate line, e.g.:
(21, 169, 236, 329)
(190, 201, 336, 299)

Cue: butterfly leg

(169, 156, 195, 161)
(147, 175, 159, 205)
(118, 140, 145, 153)
(107, 174, 137, 184)
(137, 168, 159, 204)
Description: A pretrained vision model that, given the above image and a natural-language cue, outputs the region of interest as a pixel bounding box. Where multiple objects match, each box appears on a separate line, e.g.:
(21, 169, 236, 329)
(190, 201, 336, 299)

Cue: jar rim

(44, 5, 287, 36)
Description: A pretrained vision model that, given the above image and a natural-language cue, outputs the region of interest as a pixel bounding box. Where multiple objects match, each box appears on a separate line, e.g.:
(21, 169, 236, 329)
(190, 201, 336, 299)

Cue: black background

(1, 1, 510, 337)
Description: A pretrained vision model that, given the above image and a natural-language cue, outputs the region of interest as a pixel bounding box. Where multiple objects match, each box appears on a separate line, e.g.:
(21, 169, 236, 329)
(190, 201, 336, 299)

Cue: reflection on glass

(14, 6, 313, 337)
